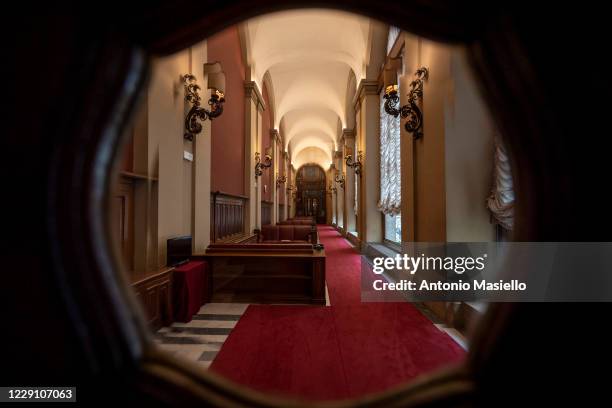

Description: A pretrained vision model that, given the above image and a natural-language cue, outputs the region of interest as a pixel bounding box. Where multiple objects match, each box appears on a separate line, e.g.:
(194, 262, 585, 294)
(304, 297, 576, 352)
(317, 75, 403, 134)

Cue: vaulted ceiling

(242, 9, 375, 169)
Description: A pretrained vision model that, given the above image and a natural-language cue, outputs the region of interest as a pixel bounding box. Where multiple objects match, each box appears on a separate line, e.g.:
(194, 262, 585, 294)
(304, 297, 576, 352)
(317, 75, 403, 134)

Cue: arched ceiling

(243, 9, 373, 169)
(292, 146, 333, 171)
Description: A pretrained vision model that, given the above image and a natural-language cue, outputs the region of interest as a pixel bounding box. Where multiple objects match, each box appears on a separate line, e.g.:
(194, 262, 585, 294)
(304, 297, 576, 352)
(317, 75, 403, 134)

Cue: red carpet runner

(210, 226, 465, 401)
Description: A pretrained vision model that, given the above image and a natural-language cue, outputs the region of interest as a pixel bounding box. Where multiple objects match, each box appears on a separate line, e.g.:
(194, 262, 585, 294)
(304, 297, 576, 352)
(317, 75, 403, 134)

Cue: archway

(295, 164, 327, 223)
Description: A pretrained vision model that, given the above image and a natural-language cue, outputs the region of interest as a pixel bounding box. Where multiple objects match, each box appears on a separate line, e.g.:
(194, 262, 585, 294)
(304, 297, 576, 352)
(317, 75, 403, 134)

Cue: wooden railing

(279, 204, 285, 221)
(261, 200, 273, 225)
(211, 191, 248, 242)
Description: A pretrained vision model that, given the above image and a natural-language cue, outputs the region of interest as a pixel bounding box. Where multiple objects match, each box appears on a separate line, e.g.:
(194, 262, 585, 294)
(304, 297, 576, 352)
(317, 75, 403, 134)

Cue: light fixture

(384, 66, 428, 140)
(287, 184, 297, 199)
(255, 152, 272, 177)
(335, 174, 345, 189)
(183, 62, 226, 141)
(276, 173, 287, 187)
(329, 183, 337, 194)
(345, 151, 363, 176)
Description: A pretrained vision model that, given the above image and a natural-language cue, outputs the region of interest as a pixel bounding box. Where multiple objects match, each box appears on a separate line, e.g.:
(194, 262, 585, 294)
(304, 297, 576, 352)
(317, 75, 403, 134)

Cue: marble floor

(154, 283, 466, 371)
(154, 303, 249, 369)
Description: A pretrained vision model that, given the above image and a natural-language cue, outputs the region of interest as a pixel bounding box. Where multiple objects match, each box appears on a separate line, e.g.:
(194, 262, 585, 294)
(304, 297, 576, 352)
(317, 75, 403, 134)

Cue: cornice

(244, 81, 266, 111)
(353, 79, 379, 110)
(270, 128, 283, 146)
(341, 128, 355, 144)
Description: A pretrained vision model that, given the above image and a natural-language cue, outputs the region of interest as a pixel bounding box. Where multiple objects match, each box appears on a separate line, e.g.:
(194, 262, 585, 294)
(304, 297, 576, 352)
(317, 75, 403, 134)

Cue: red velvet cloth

(172, 260, 208, 323)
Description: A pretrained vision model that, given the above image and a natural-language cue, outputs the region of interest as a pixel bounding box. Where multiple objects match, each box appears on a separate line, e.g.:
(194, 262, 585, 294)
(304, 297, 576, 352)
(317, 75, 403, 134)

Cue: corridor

(10, 4, 609, 406)
(112, 7, 500, 403)
(156, 226, 465, 400)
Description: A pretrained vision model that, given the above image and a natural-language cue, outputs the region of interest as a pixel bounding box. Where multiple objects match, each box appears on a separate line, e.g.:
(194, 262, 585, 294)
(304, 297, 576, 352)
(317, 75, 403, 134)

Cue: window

(385, 213, 402, 243)
(387, 26, 401, 54)
(379, 77, 402, 243)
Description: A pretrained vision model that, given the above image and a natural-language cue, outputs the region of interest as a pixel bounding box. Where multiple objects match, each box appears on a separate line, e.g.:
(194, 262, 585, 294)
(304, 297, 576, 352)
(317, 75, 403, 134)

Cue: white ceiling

(243, 9, 372, 169)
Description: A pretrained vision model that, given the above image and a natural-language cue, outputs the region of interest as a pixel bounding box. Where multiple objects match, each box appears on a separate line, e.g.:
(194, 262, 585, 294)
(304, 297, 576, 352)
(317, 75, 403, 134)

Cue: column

(283, 151, 289, 221)
(330, 165, 337, 225)
(244, 81, 265, 232)
(334, 151, 344, 231)
(358, 80, 382, 243)
(192, 43, 212, 252)
(271, 129, 280, 224)
(342, 129, 356, 234)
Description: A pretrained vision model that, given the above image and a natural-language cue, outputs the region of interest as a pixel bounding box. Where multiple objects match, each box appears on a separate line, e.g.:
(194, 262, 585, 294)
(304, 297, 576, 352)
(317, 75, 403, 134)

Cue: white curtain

(378, 88, 401, 215)
(487, 136, 514, 230)
(387, 26, 401, 54)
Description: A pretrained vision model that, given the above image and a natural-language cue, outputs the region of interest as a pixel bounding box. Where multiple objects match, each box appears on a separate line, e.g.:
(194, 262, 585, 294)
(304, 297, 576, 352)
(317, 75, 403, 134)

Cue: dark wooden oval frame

(8, 1, 605, 406)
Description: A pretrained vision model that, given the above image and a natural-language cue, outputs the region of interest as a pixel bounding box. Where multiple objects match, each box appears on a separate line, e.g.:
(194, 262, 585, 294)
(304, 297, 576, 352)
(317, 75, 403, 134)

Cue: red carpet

(210, 226, 465, 401)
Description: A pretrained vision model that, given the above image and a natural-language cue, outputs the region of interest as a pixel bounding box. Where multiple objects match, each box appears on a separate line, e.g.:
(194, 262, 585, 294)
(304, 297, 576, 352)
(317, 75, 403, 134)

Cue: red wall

(261, 83, 272, 202)
(209, 26, 246, 196)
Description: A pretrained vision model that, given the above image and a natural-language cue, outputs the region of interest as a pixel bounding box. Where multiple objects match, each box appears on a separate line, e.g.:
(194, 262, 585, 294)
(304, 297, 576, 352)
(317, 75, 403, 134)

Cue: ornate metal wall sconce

(287, 184, 297, 199)
(384, 66, 429, 140)
(345, 151, 363, 176)
(254, 152, 272, 177)
(335, 174, 345, 189)
(276, 174, 287, 188)
(182, 62, 226, 141)
(329, 184, 337, 194)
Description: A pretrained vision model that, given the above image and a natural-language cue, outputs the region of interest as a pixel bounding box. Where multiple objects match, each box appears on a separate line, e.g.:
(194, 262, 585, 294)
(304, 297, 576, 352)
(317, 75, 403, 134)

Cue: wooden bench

(194, 243, 326, 305)
(255, 224, 318, 244)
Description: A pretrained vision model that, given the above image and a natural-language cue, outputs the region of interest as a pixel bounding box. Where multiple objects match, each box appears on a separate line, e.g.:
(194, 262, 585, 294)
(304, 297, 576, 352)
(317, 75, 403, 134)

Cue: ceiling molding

(341, 128, 356, 144)
(353, 79, 379, 111)
(244, 80, 266, 111)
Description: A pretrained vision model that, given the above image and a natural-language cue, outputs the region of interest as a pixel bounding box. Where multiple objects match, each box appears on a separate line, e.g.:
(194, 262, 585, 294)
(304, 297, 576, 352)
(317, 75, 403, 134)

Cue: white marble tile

(171, 320, 238, 329)
(158, 332, 229, 343)
(170, 348, 206, 361)
(158, 343, 221, 353)
(198, 303, 249, 315)
(196, 361, 212, 369)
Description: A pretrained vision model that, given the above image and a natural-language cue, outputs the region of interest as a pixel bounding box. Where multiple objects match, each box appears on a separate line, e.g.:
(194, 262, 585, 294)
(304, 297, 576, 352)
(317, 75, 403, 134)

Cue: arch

(292, 146, 333, 170)
(271, 59, 350, 129)
(244, 9, 370, 85)
(289, 131, 335, 159)
(281, 107, 341, 149)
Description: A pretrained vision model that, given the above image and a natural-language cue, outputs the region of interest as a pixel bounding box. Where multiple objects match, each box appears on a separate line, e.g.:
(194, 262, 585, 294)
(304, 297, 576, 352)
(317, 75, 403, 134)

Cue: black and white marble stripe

(154, 303, 249, 369)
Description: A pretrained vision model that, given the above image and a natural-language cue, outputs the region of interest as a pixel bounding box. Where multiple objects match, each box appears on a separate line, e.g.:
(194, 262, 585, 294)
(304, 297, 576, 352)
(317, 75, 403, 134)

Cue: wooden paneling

(199, 244, 325, 305)
(112, 177, 135, 270)
(131, 268, 173, 331)
(279, 204, 285, 221)
(211, 191, 247, 242)
(261, 201, 272, 225)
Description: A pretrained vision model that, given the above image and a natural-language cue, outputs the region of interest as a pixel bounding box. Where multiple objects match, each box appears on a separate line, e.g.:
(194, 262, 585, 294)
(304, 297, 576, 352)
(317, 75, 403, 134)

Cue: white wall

(444, 49, 495, 242)
(148, 41, 210, 266)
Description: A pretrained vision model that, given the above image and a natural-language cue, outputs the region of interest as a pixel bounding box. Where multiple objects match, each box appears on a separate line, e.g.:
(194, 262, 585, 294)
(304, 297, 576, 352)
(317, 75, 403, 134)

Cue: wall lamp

(335, 174, 345, 189)
(255, 152, 272, 177)
(329, 184, 337, 194)
(383, 66, 428, 140)
(276, 173, 287, 188)
(183, 62, 226, 141)
(345, 151, 363, 176)
(287, 184, 297, 199)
